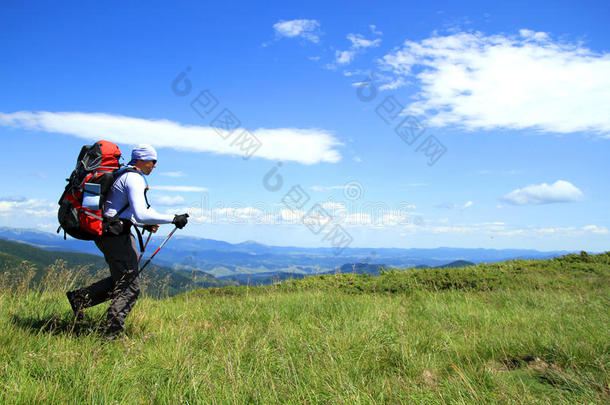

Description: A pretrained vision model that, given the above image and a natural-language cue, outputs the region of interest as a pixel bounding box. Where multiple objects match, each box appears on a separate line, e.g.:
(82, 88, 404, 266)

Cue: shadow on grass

(10, 312, 105, 337)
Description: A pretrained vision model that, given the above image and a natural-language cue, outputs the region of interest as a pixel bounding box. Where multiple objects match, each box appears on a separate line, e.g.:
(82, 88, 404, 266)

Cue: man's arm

(125, 173, 175, 225)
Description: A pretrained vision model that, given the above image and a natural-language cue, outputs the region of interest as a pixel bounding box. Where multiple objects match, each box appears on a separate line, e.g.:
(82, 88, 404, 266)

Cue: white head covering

(128, 144, 157, 165)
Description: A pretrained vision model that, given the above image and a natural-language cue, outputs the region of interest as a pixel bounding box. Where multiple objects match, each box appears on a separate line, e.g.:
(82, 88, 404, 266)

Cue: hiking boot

(104, 325, 124, 341)
(66, 290, 85, 321)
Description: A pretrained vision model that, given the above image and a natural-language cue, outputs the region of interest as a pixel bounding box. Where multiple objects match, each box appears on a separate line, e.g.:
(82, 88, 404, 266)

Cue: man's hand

(173, 213, 189, 229)
(143, 224, 159, 233)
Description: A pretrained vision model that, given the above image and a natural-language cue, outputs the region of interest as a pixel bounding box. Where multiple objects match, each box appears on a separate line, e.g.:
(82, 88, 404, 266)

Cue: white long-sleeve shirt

(103, 170, 174, 225)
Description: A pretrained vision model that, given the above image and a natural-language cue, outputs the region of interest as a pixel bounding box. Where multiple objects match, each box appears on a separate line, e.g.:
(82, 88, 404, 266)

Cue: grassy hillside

(0, 238, 228, 297)
(0, 252, 608, 403)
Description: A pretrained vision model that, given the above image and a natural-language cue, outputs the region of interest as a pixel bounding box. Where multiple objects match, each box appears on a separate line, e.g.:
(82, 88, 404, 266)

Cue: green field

(1, 252, 608, 404)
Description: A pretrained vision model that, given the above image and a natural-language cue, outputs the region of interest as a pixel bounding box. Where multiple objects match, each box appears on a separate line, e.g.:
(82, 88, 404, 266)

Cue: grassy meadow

(0, 252, 608, 404)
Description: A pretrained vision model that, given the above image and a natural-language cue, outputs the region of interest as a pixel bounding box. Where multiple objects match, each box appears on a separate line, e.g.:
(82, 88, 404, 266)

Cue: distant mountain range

(0, 227, 573, 286)
(0, 237, 228, 296)
(338, 260, 477, 275)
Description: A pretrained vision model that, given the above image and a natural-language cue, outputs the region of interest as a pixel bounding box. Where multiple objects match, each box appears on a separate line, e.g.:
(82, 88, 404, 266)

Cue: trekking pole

(138, 226, 178, 274)
(138, 230, 153, 263)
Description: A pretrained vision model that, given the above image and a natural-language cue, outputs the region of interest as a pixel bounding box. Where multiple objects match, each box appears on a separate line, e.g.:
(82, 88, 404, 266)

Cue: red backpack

(57, 140, 123, 240)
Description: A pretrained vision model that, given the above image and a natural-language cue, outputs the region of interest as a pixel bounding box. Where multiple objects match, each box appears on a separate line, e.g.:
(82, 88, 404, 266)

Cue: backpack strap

(133, 225, 145, 253)
(113, 166, 151, 209)
(116, 202, 130, 217)
(109, 166, 149, 251)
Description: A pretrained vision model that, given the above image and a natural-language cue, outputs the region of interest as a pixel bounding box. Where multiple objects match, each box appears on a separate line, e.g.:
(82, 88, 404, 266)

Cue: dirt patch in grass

(489, 355, 562, 374)
(421, 369, 437, 389)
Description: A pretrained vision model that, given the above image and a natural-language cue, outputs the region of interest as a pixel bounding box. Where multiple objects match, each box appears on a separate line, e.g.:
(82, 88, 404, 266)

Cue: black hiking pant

(73, 232, 140, 332)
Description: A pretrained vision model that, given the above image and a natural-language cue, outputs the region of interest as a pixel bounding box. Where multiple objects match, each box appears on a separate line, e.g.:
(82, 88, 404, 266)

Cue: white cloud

(181, 205, 276, 225)
(0, 196, 27, 202)
(421, 221, 608, 238)
(334, 33, 381, 66)
(320, 201, 346, 214)
(171, 200, 417, 228)
(152, 195, 185, 206)
(279, 209, 306, 223)
(377, 211, 412, 226)
(436, 200, 474, 210)
(343, 212, 372, 225)
(153, 185, 207, 192)
(582, 225, 609, 235)
(379, 30, 610, 134)
(347, 33, 381, 49)
(335, 50, 356, 65)
(213, 207, 268, 225)
(386, 219, 610, 243)
(343, 69, 368, 77)
(310, 185, 346, 192)
(370, 25, 383, 36)
(160, 171, 186, 178)
(503, 180, 583, 205)
(0, 198, 55, 218)
(173, 200, 610, 239)
(0, 111, 342, 165)
(379, 78, 406, 91)
(273, 19, 321, 43)
(520, 225, 608, 236)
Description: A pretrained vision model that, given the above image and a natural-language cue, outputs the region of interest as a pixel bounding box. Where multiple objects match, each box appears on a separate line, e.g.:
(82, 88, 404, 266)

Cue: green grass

(0, 252, 609, 404)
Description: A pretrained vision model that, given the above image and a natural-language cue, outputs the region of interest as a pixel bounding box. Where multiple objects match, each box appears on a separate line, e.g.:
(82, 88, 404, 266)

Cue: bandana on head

(128, 144, 158, 165)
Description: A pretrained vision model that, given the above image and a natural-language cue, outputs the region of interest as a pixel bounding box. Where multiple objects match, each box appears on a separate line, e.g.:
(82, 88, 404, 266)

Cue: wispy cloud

(0, 196, 27, 202)
(369, 24, 383, 36)
(379, 78, 406, 91)
(310, 185, 346, 192)
(417, 221, 608, 238)
(379, 217, 608, 240)
(379, 29, 610, 134)
(152, 185, 207, 192)
(335, 50, 356, 65)
(182, 203, 415, 227)
(497, 225, 609, 237)
(436, 200, 474, 210)
(0, 198, 55, 218)
(151, 195, 186, 206)
(273, 19, 321, 43)
(334, 33, 382, 66)
(0, 111, 342, 165)
(502, 180, 583, 205)
(159, 171, 186, 178)
(347, 33, 381, 49)
(581, 225, 609, 235)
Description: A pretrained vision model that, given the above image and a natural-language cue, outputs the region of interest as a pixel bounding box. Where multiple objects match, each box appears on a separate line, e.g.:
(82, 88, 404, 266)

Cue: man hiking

(66, 144, 189, 338)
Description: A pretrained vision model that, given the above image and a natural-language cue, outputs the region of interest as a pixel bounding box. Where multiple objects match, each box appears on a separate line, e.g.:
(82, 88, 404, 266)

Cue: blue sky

(1, 0, 608, 251)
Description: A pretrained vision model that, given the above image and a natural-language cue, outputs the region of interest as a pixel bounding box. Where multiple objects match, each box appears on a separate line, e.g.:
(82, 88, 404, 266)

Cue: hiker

(66, 144, 189, 338)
